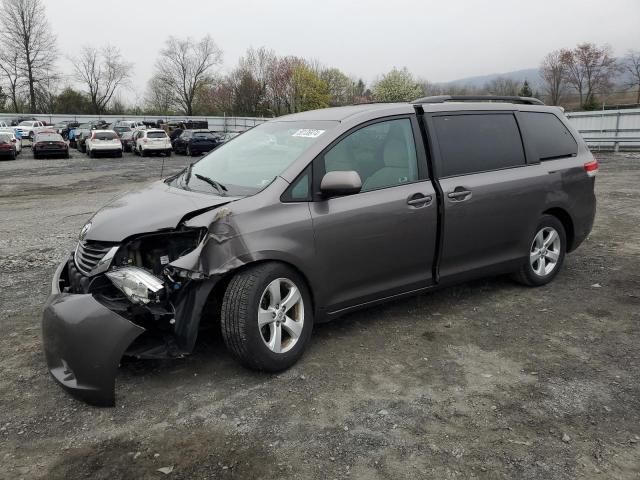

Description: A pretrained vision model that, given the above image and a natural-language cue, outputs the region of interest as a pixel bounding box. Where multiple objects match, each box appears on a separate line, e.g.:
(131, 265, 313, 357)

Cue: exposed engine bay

(62, 227, 216, 359)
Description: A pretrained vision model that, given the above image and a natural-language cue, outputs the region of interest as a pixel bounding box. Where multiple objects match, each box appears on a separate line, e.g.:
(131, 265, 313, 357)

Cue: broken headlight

(106, 267, 165, 304)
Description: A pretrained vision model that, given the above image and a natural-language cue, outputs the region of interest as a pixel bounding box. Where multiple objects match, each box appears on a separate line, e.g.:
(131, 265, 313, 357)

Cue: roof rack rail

(413, 95, 545, 106)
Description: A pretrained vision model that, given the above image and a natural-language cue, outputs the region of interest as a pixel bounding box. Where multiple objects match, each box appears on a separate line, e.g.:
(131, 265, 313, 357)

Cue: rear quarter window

(519, 112, 578, 161)
(433, 113, 526, 177)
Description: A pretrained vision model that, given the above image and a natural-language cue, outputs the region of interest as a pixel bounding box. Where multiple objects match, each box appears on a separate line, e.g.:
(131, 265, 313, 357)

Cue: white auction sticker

(292, 129, 325, 138)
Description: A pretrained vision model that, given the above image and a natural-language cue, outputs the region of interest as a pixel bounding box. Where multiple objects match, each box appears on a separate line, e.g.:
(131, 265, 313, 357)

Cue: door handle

(447, 189, 472, 200)
(407, 194, 432, 207)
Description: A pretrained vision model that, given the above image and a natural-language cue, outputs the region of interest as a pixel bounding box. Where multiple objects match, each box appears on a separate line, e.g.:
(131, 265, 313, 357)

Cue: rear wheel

(89, 148, 94, 158)
(513, 215, 566, 286)
(221, 263, 313, 372)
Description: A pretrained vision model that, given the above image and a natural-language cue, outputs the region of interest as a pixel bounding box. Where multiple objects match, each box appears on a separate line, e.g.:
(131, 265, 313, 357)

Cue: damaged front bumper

(42, 260, 145, 406)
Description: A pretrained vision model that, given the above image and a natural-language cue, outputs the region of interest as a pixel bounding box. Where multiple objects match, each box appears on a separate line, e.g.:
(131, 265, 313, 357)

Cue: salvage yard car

(133, 128, 172, 157)
(42, 96, 597, 405)
(85, 130, 123, 158)
(0, 132, 19, 160)
(33, 132, 69, 159)
(172, 129, 222, 156)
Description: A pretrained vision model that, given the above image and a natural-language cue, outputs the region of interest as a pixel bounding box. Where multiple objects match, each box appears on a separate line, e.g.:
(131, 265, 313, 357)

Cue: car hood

(85, 180, 236, 242)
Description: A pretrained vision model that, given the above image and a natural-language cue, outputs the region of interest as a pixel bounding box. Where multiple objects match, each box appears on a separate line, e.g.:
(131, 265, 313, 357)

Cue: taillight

(143, 138, 148, 143)
(584, 159, 598, 177)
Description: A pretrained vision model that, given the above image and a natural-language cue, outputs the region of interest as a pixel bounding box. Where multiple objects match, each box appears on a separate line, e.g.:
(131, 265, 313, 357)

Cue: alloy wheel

(258, 278, 304, 354)
(530, 226, 561, 277)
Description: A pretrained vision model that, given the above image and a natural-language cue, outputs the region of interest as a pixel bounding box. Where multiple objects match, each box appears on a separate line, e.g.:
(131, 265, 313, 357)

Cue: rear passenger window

(433, 114, 525, 177)
(519, 112, 578, 161)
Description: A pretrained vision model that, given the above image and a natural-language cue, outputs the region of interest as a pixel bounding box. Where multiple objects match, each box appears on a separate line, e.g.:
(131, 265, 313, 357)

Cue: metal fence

(566, 108, 640, 151)
(0, 113, 269, 133)
(3, 109, 640, 150)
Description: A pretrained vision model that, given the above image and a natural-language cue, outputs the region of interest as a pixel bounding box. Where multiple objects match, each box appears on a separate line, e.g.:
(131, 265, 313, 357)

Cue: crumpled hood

(85, 180, 235, 242)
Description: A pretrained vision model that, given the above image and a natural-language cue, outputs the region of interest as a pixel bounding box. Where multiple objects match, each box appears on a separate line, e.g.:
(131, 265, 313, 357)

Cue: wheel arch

(542, 207, 575, 252)
(203, 258, 319, 327)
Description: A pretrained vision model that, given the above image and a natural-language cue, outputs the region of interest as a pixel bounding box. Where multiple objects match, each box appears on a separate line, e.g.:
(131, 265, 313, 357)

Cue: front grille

(74, 240, 118, 276)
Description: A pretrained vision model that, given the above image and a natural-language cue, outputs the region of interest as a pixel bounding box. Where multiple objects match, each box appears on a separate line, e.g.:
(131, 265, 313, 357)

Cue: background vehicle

(114, 122, 145, 152)
(0, 132, 18, 160)
(85, 130, 123, 158)
(32, 132, 69, 159)
(8, 116, 37, 127)
(54, 121, 80, 139)
(16, 120, 47, 140)
(172, 129, 222, 156)
(42, 97, 597, 405)
(74, 122, 105, 153)
(134, 129, 172, 157)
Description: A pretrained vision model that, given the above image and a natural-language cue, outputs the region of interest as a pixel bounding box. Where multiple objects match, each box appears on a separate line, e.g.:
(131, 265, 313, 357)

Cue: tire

(88, 148, 94, 158)
(141, 148, 147, 157)
(513, 214, 566, 287)
(10, 151, 16, 160)
(116, 150, 122, 158)
(221, 262, 314, 372)
(166, 150, 172, 157)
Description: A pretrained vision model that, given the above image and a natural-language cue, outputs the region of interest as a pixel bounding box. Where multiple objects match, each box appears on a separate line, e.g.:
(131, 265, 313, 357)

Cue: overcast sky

(48, 0, 640, 102)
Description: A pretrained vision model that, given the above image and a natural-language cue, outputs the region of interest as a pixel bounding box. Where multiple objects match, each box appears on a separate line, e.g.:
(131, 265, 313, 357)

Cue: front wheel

(513, 215, 566, 287)
(221, 263, 313, 372)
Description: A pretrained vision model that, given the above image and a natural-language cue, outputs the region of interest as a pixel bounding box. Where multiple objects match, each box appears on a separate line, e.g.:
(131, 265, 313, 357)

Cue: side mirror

(320, 171, 362, 197)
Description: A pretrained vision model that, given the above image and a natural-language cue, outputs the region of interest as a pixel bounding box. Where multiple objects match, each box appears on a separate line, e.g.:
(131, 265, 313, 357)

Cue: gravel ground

(0, 147, 639, 480)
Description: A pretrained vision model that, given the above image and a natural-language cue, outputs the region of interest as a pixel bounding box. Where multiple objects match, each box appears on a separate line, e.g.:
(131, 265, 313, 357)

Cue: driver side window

(323, 118, 419, 192)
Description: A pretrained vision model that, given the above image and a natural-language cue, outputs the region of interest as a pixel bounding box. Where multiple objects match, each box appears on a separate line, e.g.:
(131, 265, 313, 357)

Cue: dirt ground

(0, 147, 638, 480)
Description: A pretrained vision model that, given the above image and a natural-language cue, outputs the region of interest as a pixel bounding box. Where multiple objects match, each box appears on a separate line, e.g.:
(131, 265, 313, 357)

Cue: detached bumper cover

(42, 261, 145, 406)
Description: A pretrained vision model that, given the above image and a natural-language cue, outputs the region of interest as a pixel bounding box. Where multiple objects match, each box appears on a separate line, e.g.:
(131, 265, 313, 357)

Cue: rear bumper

(42, 260, 145, 406)
(142, 145, 171, 151)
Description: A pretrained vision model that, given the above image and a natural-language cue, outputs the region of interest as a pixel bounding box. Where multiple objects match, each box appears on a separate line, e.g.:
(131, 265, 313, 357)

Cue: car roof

(92, 129, 117, 133)
(275, 103, 413, 122)
(145, 129, 166, 133)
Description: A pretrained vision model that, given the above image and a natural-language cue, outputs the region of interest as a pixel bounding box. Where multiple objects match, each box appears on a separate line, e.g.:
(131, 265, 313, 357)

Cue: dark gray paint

(42, 101, 597, 405)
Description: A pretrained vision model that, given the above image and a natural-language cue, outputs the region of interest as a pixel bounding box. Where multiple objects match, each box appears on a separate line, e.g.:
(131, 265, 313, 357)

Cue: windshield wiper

(182, 162, 194, 186)
(194, 173, 228, 196)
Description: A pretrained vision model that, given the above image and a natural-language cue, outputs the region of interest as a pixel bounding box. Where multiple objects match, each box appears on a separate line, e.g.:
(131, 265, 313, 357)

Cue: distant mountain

(442, 68, 542, 90)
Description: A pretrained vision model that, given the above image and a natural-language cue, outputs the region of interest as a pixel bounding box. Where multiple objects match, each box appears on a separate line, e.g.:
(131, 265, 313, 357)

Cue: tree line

(1, 0, 639, 116)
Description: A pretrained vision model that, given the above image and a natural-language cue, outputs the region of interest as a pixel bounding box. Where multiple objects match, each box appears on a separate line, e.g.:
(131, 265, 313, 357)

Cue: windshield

(193, 132, 217, 139)
(18, 121, 34, 126)
(0, 134, 12, 143)
(94, 132, 117, 140)
(36, 133, 63, 142)
(147, 131, 167, 138)
(114, 127, 130, 134)
(183, 120, 336, 196)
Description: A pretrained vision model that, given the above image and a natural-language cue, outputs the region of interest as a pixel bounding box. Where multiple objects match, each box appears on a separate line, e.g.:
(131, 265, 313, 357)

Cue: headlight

(106, 267, 165, 304)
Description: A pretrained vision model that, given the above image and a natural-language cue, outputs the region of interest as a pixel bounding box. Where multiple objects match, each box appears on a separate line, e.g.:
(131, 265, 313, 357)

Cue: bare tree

(71, 45, 132, 114)
(485, 77, 520, 96)
(561, 43, 620, 108)
(0, 0, 57, 113)
(154, 35, 222, 116)
(34, 68, 59, 112)
(622, 50, 640, 104)
(539, 50, 566, 106)
(144, 75, 175, 115)
(0, 48, 24, 112)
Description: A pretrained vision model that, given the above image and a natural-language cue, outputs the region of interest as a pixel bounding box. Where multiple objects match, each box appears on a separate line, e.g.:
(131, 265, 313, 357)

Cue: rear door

(428, 111, 545, 281)
(309, 116, 438, 312)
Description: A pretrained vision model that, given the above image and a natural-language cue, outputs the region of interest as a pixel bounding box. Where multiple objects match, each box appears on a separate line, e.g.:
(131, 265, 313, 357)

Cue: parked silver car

(42, 96, 597, 405)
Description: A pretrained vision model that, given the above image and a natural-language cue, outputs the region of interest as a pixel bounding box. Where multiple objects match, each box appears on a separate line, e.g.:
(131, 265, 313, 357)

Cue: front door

(310, 117, 438, 313)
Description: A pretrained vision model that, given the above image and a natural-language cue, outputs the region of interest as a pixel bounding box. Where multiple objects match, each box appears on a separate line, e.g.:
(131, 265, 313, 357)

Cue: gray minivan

(43, 96, 597, 405)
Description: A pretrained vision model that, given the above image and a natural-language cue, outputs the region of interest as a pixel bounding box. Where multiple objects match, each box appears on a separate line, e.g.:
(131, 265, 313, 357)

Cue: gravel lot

(0, 146, 639, 480)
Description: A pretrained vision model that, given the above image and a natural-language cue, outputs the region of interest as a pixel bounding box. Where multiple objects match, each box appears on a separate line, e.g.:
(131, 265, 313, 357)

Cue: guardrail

(566, 108, 640, 151)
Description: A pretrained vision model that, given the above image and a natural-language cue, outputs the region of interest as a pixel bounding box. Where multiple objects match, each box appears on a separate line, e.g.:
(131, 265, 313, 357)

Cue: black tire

(10, 151, 16, 160)
(513, 214, 566, 287)
(89, 148, 94, 158)
(141, 148, 147, 157)
(117, 150, 122, 158)
(166, 150, 172, 157)
(221, 262, 314, 372)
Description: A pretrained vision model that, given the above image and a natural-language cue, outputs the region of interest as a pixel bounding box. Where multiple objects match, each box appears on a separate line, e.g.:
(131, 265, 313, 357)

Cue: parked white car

(0, 121, 20, 142)
(113, 122, 145, 152)
(85, 130, 123, 158)
(134, 129, 172, 157)
(15, 120, 47, 140)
